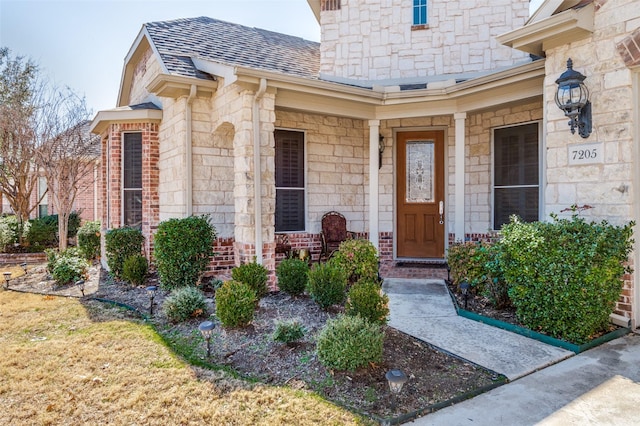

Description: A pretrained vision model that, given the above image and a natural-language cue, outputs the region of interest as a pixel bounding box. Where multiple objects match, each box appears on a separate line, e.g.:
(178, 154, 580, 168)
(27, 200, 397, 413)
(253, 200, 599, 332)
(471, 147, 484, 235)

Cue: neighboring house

(90, 0, 639, 329)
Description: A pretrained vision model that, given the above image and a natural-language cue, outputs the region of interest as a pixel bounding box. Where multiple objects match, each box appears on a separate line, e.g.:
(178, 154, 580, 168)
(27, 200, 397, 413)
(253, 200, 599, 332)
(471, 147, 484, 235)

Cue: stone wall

(319, 0, 530, 81)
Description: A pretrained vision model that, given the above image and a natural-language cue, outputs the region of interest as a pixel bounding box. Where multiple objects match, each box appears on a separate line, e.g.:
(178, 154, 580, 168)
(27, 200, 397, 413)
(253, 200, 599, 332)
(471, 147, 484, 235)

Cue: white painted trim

(454, 113, 466, 241)
(632, 71, 640, 330)
(253, 79, 268, 264)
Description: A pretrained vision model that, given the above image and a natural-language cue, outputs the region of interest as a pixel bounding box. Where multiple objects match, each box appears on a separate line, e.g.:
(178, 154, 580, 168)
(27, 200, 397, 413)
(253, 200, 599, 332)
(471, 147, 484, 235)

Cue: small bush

(499, 213, 634, 344)
(122, 255, 148, 286)
(153, 215, 217, 290)
(276, 258, 309, 296)
(316, 314, 384, 371)
(331, 239, 379, 283)
(50, 248, 89, 285)
(44, 248, 58, 273)
(345, 279, 389, 325)
(215, 280, 257, 327)
(272, 320, 306, 345)
(163, 286, 207, 323)
(105, 227, 144, 279)
(0, 215, 29, 249)
(231, 261, 269, 298)
(26, 217, 57, 250)
(306, 261, 347, 310)
(77, 221, 101, 259)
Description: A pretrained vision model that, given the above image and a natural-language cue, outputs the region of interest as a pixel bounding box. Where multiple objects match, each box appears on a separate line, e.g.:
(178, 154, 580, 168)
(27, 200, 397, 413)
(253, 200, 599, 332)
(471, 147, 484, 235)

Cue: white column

(454, 113, 467, 242)
(368, 119, 380, 250)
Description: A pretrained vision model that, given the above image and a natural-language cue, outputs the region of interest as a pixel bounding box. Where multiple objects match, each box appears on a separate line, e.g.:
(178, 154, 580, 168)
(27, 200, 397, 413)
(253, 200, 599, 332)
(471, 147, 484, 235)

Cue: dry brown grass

(0, 291, 366, 425)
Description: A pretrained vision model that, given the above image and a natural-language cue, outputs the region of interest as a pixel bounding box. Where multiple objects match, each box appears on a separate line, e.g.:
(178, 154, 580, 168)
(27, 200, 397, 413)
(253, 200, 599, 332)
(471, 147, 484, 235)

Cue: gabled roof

(145, 17, 320, 80)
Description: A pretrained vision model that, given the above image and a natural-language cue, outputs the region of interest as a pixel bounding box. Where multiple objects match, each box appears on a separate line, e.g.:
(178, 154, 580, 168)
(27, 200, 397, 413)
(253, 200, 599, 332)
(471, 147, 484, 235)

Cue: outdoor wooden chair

(320, 211, 355, 261)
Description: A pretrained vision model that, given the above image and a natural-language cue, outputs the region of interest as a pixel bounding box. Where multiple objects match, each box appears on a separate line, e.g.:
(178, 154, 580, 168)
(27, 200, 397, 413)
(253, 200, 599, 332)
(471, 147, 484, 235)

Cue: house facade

(91, 0, 639, 329)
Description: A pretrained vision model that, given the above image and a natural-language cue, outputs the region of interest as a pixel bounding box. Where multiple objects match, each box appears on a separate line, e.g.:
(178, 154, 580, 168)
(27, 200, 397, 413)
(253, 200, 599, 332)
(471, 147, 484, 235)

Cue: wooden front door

(396, 131, 445, 258)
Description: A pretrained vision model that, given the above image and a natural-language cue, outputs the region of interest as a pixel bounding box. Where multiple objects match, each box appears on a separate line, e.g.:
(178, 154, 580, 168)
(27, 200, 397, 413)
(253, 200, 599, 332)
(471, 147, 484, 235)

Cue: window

(122, 132, 142, 229)
(493, 123, 539, 229)
(275, 130, 305, 232)
(321, 0, 340, 11)
(38, 176, 48, 218)
(413, 0, 428, 26)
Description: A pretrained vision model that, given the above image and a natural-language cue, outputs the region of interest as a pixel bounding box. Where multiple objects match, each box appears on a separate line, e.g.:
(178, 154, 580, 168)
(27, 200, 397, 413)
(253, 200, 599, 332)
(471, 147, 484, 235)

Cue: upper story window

(275, 129, 305, 232)
(122, 132, 142, 229)
(321, 0, 340, 11)
(413, 0, 428, 26)
(493, 123, 540, 229)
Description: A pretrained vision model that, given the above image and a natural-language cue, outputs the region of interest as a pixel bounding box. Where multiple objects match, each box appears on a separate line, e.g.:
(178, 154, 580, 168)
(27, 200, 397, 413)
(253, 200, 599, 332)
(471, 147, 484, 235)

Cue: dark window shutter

(275, 130, 305, 232)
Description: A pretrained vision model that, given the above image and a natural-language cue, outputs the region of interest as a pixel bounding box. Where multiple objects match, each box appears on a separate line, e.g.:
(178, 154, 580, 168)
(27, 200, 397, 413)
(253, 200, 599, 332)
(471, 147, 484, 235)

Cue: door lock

(438, 201, 444, 225)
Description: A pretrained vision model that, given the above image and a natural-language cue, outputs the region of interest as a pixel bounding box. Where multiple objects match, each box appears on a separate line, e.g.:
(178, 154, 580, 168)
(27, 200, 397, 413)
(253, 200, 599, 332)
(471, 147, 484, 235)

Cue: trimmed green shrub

(316, 314, 384, 371)
(272, 320, 306, 345)
(153, 215, 216, 290)
(105, 227, 144, 279)
(331, 239, 379, 283)
(163, 286, 207, 323)
(215, 280, 257, 327)
(447, 241, 509, 308)
(306, 261, 347, 310)
(345, 278, 389, 325)
(50, 248, 89, 285)
(36, 212, 82, 239)
(231, 261, 269, 298)
(498, 213, 634, 344)
(44, 248, 58, 273)
(276, 258, 309, 296)
(122, 254, 148, 286)
(0, 215, 29, 249)
(26, 217, 57, 250)
(77, 221, 101, 259)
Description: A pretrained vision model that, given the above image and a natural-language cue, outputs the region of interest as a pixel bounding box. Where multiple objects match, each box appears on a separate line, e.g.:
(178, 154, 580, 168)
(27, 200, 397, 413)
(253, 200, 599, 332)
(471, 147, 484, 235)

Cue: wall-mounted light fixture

(555, 58, 592, 139)
(378, 134, 385, 169)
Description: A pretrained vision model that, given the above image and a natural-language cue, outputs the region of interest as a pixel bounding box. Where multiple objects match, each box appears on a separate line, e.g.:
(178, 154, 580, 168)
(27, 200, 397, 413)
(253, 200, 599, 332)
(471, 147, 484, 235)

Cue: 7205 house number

(568, 143, 603, 165)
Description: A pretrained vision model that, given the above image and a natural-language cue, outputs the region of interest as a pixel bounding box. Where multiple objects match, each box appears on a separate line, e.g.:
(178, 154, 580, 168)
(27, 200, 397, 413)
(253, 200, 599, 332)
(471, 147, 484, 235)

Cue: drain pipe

(186, 84, 197, 217)
(253, 78, 267, 264)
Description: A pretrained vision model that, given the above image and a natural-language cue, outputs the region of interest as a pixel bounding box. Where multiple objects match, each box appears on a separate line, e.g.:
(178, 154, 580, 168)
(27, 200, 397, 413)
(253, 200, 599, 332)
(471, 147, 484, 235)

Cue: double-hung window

(38, 176, 48, 218)
(493, 123, 540, 229)
(122, 132, 142, 229)
(275, 130, 305, 232)
(413, 0, 428, 26)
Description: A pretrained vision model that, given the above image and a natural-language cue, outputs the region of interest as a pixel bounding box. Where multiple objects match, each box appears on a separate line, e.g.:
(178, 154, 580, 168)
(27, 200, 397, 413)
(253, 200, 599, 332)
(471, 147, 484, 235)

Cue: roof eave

(497, 2, 594, 57)
(147, 73, 218, 99)
(307, 0, 321, 23)
(90, 108, 163, 135)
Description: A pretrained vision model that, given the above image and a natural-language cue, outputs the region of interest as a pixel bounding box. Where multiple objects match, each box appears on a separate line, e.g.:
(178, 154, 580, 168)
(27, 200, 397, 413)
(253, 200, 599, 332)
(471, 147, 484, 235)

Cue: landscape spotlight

(3, 271, 11, 289)
(460, 282, 470, 310)
(146, 285, 158, 315)
(76, 279, 86, 297)
(198, 320, 216, 357)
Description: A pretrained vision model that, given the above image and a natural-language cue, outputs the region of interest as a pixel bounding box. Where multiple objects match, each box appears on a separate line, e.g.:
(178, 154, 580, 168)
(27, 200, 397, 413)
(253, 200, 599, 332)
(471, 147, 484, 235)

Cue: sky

(0, 0, 320, 115)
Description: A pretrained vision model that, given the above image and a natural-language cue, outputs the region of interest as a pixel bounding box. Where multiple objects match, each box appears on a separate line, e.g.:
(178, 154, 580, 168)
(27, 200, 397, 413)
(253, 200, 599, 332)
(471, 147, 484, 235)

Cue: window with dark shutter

(493, 123, 539, 229)
(275, 130, 305, 232)
(123, 132, 142, 229)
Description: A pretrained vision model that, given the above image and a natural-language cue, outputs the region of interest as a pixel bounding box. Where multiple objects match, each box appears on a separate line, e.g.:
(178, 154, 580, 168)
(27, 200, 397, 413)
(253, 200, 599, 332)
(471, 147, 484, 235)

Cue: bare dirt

(8, 263, 500, 422)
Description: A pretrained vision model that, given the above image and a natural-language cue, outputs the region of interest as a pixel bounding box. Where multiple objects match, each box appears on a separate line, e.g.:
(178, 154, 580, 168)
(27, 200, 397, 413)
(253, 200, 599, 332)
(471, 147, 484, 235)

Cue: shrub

(50, 248, 89, 285)
(122, 254, 148, 286)
(77, 221, 101, 259)
(272, 320, 306, 345)
(331, 239, 379, 283)
(215, 280, 257, 327)
(276, 258, 309, 296)
(26, 217, 57, 250)
(316, 314, 384, 371)
(498, 213, 634, 344)
(231, 261, 269, 298)
(163, 286, 207, 323)
(306, 261, 347, 310)
(105, 227, 144, 279)
(44, 248, 58, 273)
(153, 215, 217, 290)
(345, 278, 389, 325)
(0, 215, 28, 249)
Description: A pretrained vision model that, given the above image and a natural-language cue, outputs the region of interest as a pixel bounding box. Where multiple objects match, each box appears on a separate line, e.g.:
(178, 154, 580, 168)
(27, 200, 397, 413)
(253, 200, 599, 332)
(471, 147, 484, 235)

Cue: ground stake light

(20, 263, 28, 274)
(385, 369, 408, 409)
(198, 320, 216, 357)
(3, 271, 12, 289)
(76, 279, 85, 297)
(146, 285, 158, 315)
(460, 281, 470, 309)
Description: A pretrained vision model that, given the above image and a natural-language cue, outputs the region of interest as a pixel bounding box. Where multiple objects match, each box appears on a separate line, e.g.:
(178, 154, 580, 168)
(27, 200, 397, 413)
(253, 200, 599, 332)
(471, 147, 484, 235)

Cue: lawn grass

(0, 291, 367, 425)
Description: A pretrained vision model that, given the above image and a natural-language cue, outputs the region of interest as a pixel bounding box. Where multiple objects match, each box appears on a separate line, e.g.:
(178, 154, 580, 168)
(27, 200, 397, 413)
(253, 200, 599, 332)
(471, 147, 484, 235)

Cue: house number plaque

(567, 142, 603, 165)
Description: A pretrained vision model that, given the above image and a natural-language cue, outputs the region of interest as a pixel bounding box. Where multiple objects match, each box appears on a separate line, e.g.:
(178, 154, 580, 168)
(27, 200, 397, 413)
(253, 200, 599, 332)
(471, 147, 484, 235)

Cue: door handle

(439, 201, 444, 225)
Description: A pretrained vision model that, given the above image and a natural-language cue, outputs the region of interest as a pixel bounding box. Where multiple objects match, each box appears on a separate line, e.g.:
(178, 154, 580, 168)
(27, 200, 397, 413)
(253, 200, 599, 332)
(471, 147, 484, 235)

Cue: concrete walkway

(383, 278, 640, 425)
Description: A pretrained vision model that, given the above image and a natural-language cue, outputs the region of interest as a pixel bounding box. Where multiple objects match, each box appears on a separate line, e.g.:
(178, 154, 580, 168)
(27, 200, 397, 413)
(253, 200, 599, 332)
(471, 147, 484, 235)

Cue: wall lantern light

(555, 58, 592, 139)
(378, 134, 385, 169)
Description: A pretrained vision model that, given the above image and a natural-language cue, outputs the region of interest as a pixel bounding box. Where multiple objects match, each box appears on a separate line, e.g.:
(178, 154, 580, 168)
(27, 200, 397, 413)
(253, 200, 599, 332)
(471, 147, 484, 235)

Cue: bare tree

(0, 48, 45, 236)
(37, 90, 98, 251)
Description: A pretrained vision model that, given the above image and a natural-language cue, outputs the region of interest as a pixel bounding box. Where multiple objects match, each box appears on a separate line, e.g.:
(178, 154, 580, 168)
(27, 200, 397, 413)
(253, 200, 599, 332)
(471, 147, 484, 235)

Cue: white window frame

(413, 0, 428, 26)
